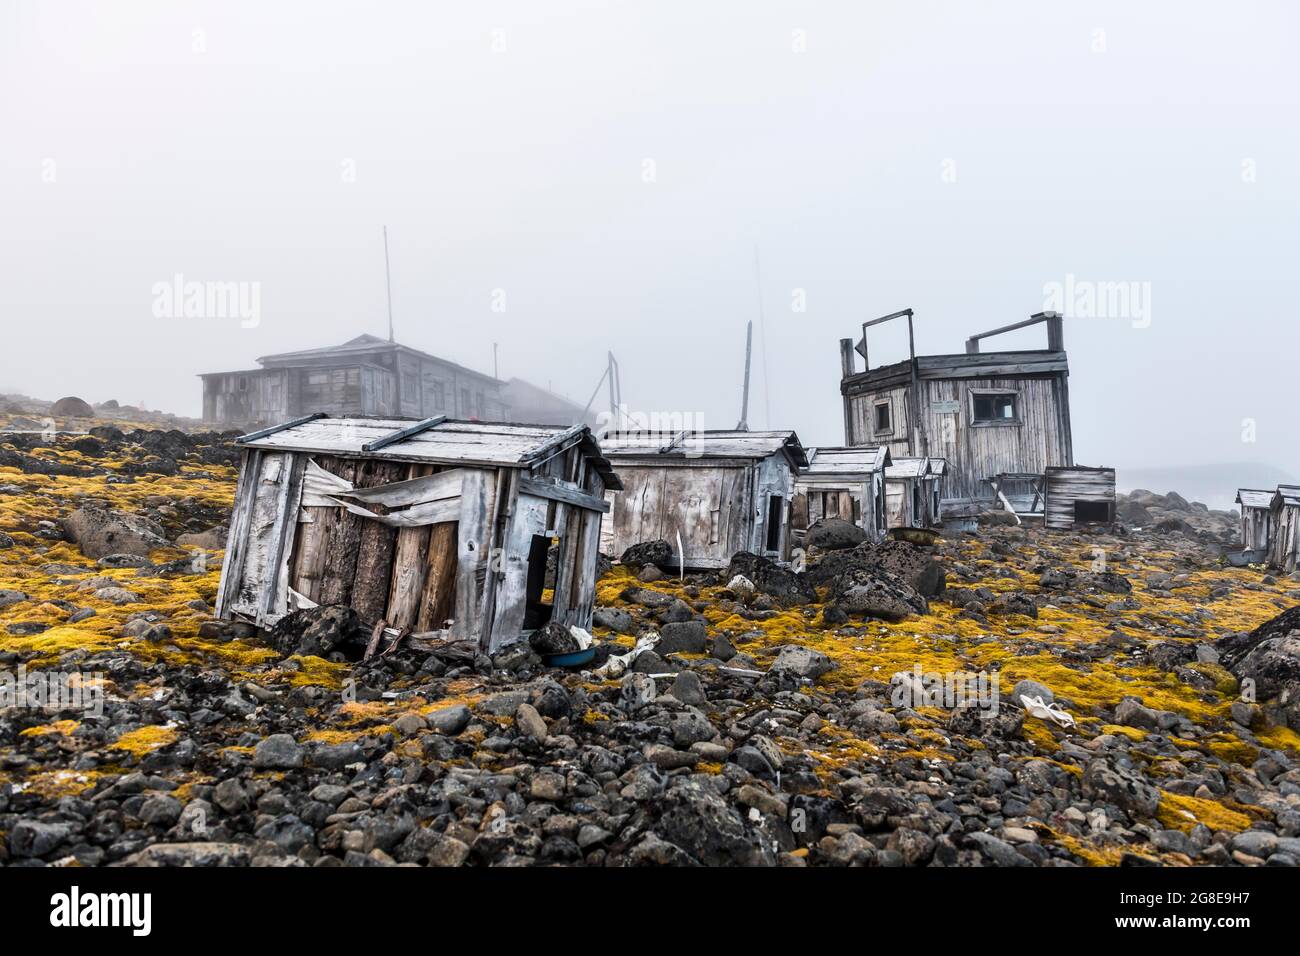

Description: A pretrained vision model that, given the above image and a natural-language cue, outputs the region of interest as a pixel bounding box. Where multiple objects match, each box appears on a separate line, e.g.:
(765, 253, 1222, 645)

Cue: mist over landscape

(3, 1, 1299, 484)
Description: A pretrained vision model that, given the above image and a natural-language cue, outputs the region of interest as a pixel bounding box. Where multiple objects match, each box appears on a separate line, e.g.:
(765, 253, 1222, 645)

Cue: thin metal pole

(383, 225, 395, 343)
(736, 320, 752, 430)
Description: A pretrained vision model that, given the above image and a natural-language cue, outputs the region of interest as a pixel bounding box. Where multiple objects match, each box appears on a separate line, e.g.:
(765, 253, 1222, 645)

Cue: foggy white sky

(2, 1, 1298, 476)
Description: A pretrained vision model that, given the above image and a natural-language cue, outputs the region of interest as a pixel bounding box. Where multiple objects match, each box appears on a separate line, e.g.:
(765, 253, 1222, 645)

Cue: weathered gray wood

(515, 475, 610, 513)
(386, 465, 435, 629)
(214, 448, 261, 618)
(452, 468, 491, 643)
(351, 460, 408, 624)
(258, 453, 307, 623)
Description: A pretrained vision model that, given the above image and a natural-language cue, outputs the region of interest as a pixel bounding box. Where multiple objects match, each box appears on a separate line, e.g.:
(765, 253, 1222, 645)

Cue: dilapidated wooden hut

(1269, 485, 1300, 574)
(1042, 466, 1116, 530)
(791, 445, 892, 541)
(840, 310, 1072, 517)
(1235, 488, 1274, 552)
(884, 457, 936, 530)
(598, 430, 807, 569)
(215, 415, 620, 654)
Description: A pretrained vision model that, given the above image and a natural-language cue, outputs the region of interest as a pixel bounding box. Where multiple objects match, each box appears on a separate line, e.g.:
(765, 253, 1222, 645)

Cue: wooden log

(317, 458, 362, 606)
(386, 465, 435, 629)
(416, 520, 458, 631)
(351, 459, 407, 624)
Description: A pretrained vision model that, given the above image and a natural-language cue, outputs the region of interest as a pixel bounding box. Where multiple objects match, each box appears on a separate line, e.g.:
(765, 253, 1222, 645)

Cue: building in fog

(201, 334, 582, 428)
(840, 310, 1073, 517)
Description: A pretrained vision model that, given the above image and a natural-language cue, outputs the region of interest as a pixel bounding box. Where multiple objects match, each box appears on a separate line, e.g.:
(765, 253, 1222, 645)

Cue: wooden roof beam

(966, 311, 1063, 354)
(362, 415, 447, 452)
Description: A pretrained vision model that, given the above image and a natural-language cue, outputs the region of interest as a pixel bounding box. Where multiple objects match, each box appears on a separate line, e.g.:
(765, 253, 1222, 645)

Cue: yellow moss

(20, 719, 80, 738)
(109, 724, 178, 757)
(1156, 791, 1253, 834)
(17, 769, 113, 799)
(695, 762, 724, 774)
(1100, 724, 1147, 741)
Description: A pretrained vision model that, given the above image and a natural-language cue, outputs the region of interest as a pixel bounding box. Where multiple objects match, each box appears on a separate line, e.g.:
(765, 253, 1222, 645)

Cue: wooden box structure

(884, 457, 938, 529)
(1235, 488, 1274, 552)
(840, 310, 1072, 517)
(1269, 485, 1300, 574)
(791, 445, 892, 540)
(215, 415, 620, 653)
(1042, 466, 1116, 530)
(598, 430, 807, 569)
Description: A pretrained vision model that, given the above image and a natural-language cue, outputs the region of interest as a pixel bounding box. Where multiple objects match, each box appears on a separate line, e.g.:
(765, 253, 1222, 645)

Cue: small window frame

(969, 388, 1021, 427)
(873, 400, 892, 435)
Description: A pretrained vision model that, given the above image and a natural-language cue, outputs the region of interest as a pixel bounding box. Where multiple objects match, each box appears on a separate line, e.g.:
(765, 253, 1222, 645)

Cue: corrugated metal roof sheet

(237, 416, 621, 488)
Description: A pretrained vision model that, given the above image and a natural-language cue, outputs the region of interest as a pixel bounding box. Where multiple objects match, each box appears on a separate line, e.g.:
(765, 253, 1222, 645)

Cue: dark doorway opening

(1074, 499, 1112, 524)
(523, 533, 554, 630)
(765, 496, 783, 552)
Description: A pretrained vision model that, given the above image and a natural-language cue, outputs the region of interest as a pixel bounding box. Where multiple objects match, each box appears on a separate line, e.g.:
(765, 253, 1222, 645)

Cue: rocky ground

(2, 428, 1299, 867)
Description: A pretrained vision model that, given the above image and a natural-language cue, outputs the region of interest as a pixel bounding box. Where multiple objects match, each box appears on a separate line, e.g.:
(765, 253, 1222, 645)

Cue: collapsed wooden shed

(1042, 466, 1116, 530)
(598, 430, 807, 569)
(884, 457, 937, 530)
(1269, 485, 1300, 574)
(214, 415, 621, 653)
(1235, 488, 1274, 552)
(791, 445, 892, 541)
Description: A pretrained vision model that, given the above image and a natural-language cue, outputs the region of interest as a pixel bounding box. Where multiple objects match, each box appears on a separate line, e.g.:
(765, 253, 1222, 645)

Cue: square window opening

(973, 393, 1017, 423)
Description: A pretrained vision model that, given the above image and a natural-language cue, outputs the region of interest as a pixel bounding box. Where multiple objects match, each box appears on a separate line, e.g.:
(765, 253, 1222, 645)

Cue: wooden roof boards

(803, 445, 891, 477)
(598, 429, 808, 469)
(238, 415, 621, 488)
(1236, 488, 1275, 510)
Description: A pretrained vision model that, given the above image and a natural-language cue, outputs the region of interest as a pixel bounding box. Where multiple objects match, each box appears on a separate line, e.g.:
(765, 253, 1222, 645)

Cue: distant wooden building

(1235, 488, 1274, 552)
(598, 430, 807, 569)
(215, 415, 620, 654)
(840, 310, 1072, 516)
(884, 457, 938, 530)
(1042, 466, 1116, 530)
(1269, 485, 1300, 574)
(200, 334, 511, 427)
(791, 445, 891, 541)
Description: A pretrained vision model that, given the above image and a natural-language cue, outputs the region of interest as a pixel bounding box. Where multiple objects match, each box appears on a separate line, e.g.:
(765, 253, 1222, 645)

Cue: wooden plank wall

(847, 374, 1071, 503)
(288, 455, 462, 634)
(1043, 468, 1116, 530)
(226, 447, 610, 652)
(603, 461, 757, 569)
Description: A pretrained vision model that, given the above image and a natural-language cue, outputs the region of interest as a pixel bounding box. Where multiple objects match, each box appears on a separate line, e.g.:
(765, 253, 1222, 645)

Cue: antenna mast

(753, 244, 771, 428)
(383, 225, 395, 343)
(736, 321, 753, 431)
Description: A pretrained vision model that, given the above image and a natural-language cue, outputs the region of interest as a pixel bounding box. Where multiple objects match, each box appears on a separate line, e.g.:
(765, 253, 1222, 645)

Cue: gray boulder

(61, 505, 171, 559)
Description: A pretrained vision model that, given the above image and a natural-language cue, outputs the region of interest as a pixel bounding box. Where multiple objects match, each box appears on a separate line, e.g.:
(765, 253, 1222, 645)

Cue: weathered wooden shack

(791, 445, 892, 541)
(1042, 466, 1116, 530)
(840, 310, 1072, 516)
(598, 430, 807, 569)
(1235, 488, 1274, 552)
(883, 457, 936, 530)
(215, 415, 620, 654)
(1269, 485, 1300, 574)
